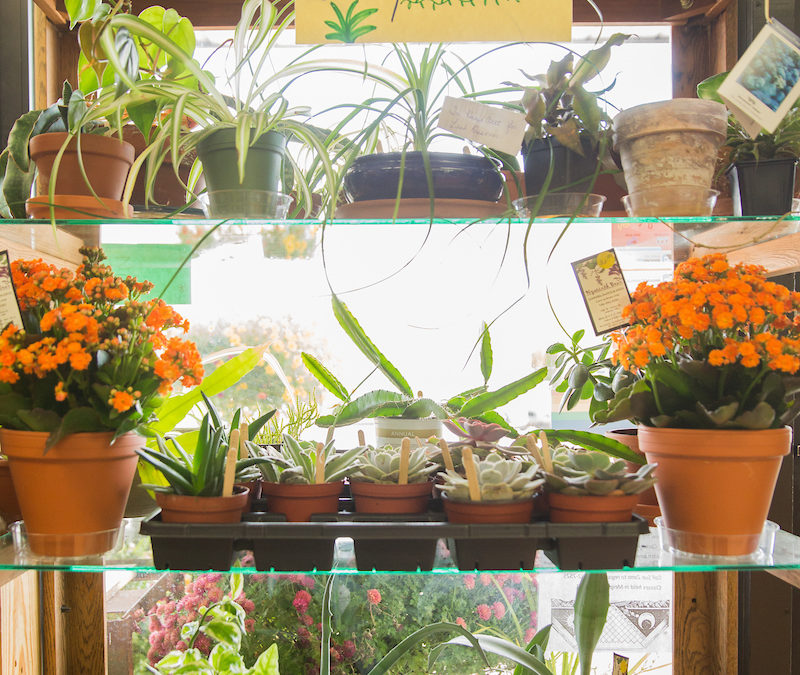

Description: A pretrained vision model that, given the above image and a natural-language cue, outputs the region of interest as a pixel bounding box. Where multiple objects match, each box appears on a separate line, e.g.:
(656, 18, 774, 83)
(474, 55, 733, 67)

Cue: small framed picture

(718, 19, 800, 134)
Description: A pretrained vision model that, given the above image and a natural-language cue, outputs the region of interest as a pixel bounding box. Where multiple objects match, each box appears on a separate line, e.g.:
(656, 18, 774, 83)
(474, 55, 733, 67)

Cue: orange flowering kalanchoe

(612, 253, 800, 376)
(0, 248, 203, 441)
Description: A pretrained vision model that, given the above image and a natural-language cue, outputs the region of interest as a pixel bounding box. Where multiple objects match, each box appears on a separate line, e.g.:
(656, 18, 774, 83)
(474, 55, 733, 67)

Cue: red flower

(245, 618, 255, 633)
(342, 640, 356, 659)
(293, 589, 312, 613)
(492, 601, 506, 619)
(463, 574, 476, 589)
(476, 604, 492, 621)
(367, 589, 381, 605)
(456, 617, 467, 629)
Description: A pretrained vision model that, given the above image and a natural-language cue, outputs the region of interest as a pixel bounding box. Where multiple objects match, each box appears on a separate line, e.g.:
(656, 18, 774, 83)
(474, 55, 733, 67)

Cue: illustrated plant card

(0, 251, 24, 331)
(295, 0, 571, 44)
(718, 19, 800, 135)
(572, 249, 631, 335)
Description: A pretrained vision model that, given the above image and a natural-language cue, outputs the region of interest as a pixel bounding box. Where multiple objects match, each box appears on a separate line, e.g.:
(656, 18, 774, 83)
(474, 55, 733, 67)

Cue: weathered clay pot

(612, 99, 727, 194)
(155, 487, 248, 523)
(350, 481, 432, 514)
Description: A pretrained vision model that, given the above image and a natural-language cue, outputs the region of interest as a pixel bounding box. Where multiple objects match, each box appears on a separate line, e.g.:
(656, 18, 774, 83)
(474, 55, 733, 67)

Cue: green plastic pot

(196, 128, 287, 216)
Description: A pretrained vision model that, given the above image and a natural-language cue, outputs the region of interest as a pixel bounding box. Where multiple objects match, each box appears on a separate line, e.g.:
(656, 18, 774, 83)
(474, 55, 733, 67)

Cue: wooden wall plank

(33, 0, 66, 26)
(0, 571, 40, 675)
(674, 571, 738, 674)
(40, 571, 65, 675)
(62, 573, 106, 674)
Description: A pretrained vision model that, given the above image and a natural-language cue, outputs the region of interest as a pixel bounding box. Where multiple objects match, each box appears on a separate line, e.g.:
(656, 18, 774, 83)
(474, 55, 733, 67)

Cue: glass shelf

(2, 525, 799, 575)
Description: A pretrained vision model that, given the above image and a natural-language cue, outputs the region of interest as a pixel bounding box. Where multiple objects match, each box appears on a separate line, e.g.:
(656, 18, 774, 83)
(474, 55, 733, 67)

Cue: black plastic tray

(140, 512, 649, 572)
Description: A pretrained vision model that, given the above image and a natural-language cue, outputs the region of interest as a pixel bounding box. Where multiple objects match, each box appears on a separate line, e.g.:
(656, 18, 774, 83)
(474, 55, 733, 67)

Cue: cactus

(436, 451, 543, 502)
(544, 448, 656, 497)
(349, 445, 438, 484)
(254, 434, 365, 485)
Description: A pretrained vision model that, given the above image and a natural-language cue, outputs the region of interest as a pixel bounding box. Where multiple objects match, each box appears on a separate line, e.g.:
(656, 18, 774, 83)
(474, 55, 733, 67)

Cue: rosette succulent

(437, 451, 543, 502)
(255, 434, 365, 485)
(349, 445, 438, 484)
(544, 449, 656, 497)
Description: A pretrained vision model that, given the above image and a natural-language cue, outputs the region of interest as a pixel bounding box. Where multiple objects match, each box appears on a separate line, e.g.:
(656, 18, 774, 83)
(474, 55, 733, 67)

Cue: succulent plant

(254, 434, 365, 485)
(436, 451, 543, 502)
(349, 445, 439, 484)
(543, 449, 656, 497)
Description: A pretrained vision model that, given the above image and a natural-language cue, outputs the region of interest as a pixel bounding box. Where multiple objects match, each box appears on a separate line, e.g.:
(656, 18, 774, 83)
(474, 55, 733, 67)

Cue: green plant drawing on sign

(325, 0, 378, 43)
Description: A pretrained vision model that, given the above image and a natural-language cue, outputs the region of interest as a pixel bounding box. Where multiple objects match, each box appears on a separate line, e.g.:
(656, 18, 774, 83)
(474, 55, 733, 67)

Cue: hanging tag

(0, 251, 24, 331)
(572, 249, 631, 335)
(612, 654, 630, 675)
(717, 19, 800, 135)
(438, 96, 527, 155)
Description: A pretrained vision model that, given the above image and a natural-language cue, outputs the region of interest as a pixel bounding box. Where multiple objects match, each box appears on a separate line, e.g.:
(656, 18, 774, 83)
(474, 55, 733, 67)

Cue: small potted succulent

(255, 434, 365, 521)
(348, 439, 439, 514)
(542, 448, 657, 523)
(436, 450, 543, 523)
(136, 412, 255, 524)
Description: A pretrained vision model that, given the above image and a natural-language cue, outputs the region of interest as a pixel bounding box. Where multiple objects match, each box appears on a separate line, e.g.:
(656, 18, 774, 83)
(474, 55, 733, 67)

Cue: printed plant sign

(0, 251, 23, 331)
(296, 0, 571, 44)
(572, 249, 631, 335)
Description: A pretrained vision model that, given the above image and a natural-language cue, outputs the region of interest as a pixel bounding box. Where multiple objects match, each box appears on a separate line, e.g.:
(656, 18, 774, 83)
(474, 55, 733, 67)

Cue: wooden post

(673, 571, 738, 674)
(0, 571, 40, 674)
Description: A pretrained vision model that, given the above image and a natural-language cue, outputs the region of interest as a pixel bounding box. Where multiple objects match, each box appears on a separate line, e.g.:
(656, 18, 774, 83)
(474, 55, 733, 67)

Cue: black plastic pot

(343, 152, 503, 202)
(542, 517, 649, 570)
(522, 136, 599, 195)
(448, 522, 548, 571)
(141, 515, 237, 571)
(727, 158, 797, 216)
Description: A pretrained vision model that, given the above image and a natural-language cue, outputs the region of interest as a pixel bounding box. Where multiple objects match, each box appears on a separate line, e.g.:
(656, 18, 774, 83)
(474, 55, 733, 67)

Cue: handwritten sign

(438, 97, 526, 155)
(295, 0, 571, 44)
(0, 251, 23, 332)
(572, 249, 631, 335)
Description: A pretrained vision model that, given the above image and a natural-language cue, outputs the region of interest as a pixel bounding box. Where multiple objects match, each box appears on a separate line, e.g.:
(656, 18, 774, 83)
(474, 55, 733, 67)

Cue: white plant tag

(718, 19, 800, 136)
(438, 96, 526, 155)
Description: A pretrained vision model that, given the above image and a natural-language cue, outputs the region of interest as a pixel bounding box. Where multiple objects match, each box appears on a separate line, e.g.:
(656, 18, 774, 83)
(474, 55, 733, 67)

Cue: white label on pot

(717, 19, 800, 135)
(438, 96, 526, 156)
(0, 251, 23, 332)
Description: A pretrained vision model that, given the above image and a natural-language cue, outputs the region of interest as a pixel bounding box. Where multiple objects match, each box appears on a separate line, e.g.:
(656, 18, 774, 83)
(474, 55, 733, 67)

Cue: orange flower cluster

(0, 248, 203, 425)
(612, 253, 800, 374)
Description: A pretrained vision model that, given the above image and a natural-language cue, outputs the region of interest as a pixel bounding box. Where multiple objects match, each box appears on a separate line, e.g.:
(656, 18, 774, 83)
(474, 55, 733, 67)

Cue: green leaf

(574, 572, 610, 675)
(316, 390, 410, 427)
(542, 429, 644, 464)
(302, 352, 349, 401)
(546, 343, 566, 354)
(45, 407, 103, 451)
(458, 368, 547, 418)
(400, 397, 449, 419)
(209, 644, 244, 671)
(331, 294, 413, 396)
(480, 322, 493, 385)
(250, 643, 280, 675)
(732, 401, 776, 430)
(17, 408, 62, 432)
(697, 72, 728, 103)
(7, 110, 41, 172)
(65, 0, 101, 28)
(202, 619, 240, 649)
(433, 634, 552, 675)
(571, 33, 628, 86)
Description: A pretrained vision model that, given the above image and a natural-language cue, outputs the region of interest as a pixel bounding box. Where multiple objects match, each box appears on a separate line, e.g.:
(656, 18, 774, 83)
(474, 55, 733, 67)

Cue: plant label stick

(315, 442, 325, 484)
(399, 437, 411, 485)
(462, 447, 481, 502)
(526, 435, 545, 468)
(223, 429, 240, 497)
(438, 439, 455, 473)
(239, 423, 249, 459)
(539, 431, 554, 474)
(357, 429, 366, 446)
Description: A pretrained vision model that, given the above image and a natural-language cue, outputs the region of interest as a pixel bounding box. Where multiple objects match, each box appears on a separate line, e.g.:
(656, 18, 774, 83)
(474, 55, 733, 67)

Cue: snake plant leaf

(574, 572, 610, 675)
(302, 352, 349, 401)
(7, 109, 41, 172)
(431, 634, 551, 675)
(480, 322, 493, 385)
(458, 367, 547, 418)
(0, 148, 35, 219)
(331, 294, 413, 397)
(316, 390, 410, 427)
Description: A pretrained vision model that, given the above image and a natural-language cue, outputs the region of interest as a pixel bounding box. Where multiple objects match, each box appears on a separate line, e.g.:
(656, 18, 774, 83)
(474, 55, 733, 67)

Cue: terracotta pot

(155, 487, 248, 523)
(0, 430, 140, 557)
(261, 481, 344, 522)
(548, 492, 639, 523)
(29, 132, 135, 200)
(612, 99, 727, 195)
(235, 480, 262, 514)
(26, 195, 132, 220)
(0, 459, 21, 523)
(605, 428, 660, 507)
(442, 495, 534, 524)
(638, 426, 790, 556)
(350, 481, 432, 514)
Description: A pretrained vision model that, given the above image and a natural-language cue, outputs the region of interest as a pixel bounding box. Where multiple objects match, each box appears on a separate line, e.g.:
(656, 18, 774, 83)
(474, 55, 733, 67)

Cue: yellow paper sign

(295, 0, 571, 44)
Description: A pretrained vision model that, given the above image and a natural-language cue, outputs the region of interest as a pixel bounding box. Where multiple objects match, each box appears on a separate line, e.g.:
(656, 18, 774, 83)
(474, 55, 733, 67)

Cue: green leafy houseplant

(254, 434, 364, 485)
(149, 573, 280, 675)
(304, 295, 547, 434)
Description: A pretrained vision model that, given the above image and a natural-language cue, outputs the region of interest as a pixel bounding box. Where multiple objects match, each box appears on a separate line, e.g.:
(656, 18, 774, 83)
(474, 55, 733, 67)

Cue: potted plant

(542, 447, 656, 522)
(254, 433, 365, 521)
(600, 253, 800, 555)
(698, 72, 800, 216)
(326, 43, 509, 218)
(0, 82, 134, 220)
(103, 0, 337, 218)
(436, 450, 543, 523)
(516, 34, 628, 200)
(0, 247, 203, 556)
(304, 297, 547, 444)
(348, 440, 439, 514)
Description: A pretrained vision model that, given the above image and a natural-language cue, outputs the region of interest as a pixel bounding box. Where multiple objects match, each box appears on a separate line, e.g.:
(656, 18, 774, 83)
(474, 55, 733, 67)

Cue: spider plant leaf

(331, 294, 412, 397)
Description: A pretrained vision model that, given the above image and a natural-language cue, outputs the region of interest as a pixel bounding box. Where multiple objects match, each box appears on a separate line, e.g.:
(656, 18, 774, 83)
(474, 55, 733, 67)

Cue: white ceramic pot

(373, 417, 443, 448)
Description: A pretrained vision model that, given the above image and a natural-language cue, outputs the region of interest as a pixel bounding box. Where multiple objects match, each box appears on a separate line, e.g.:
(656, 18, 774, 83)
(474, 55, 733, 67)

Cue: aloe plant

(304, 295, 547, 433)
(254, 434, 365, 485)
